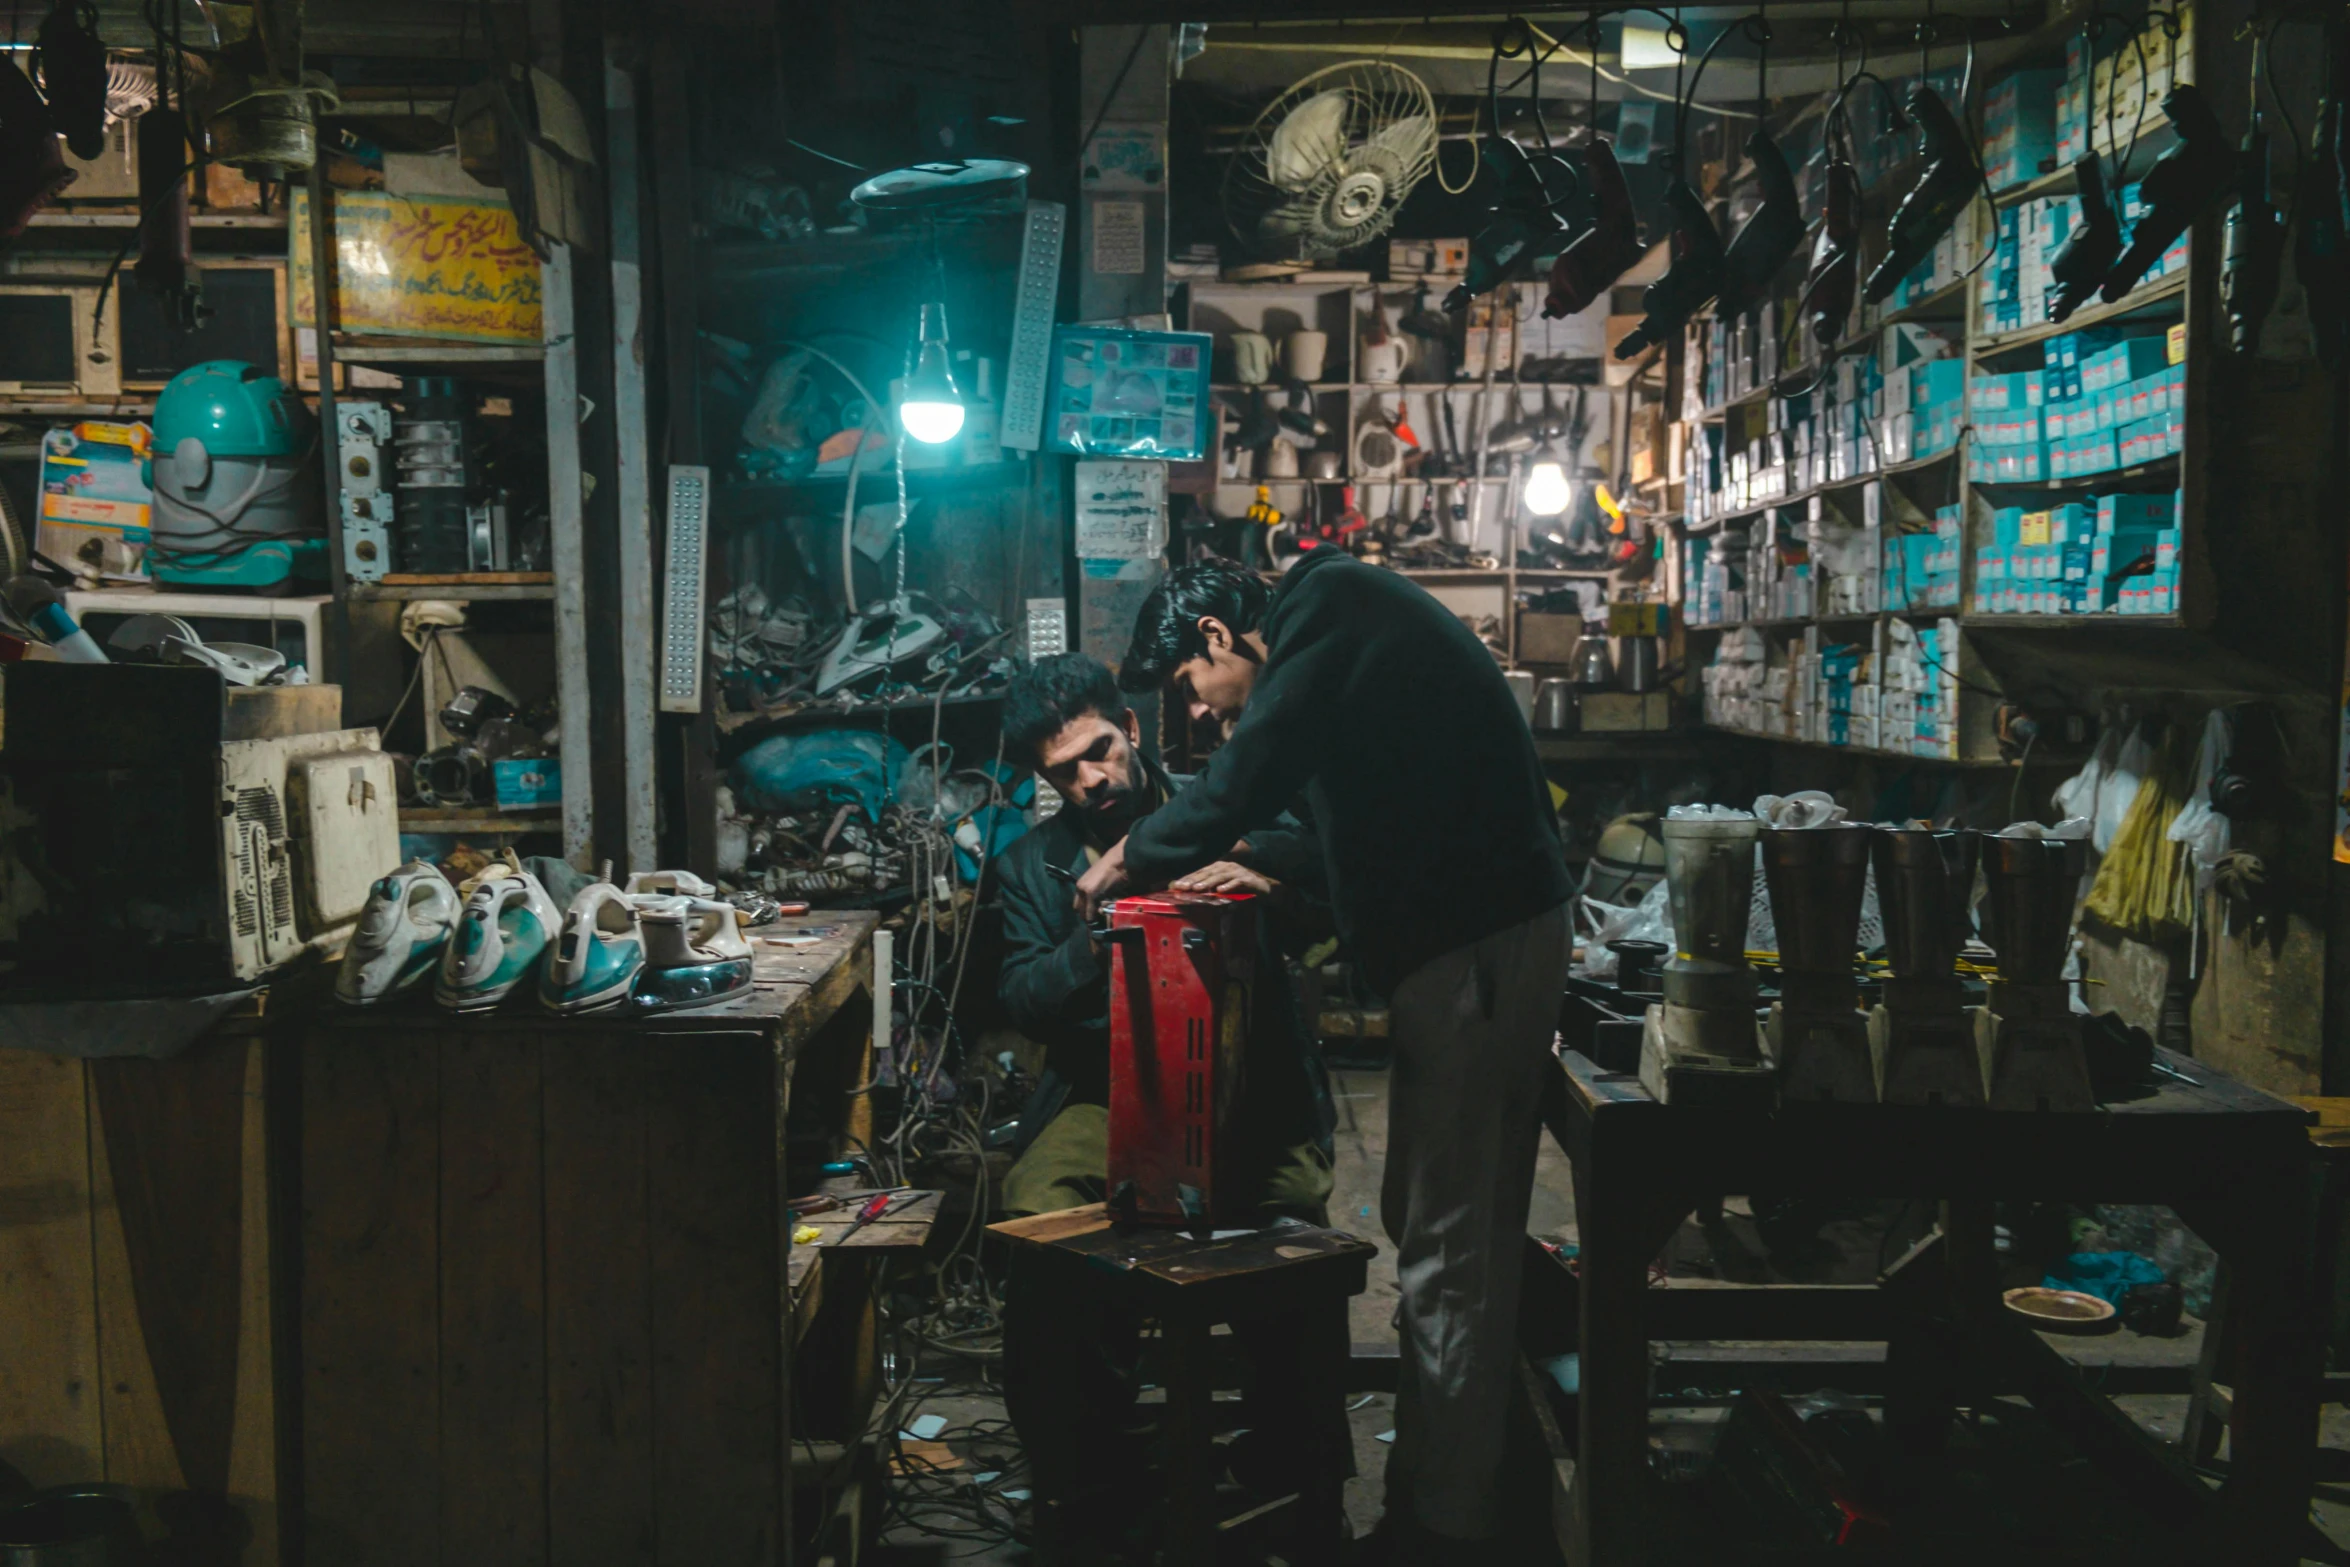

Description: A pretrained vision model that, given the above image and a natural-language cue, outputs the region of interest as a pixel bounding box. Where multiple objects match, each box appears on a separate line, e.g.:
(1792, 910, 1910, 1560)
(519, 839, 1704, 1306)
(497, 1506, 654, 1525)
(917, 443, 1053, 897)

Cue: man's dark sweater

(1122, 550, 1572, 995)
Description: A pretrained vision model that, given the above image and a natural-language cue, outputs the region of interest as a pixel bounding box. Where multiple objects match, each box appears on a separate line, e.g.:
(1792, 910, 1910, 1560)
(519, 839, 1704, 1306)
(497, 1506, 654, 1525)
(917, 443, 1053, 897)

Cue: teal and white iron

(434, 870, 561, 1012)
(539, 882, 648, 1015)
(624, 869, 717, 898)
(629, 895, 755, 1014)
(335, 861, 458, 1006)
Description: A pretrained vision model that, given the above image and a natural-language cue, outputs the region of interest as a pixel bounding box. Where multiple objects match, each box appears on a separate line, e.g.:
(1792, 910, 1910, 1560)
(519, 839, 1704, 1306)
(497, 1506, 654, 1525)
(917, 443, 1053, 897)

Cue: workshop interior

(3, 0, 2350, 1561)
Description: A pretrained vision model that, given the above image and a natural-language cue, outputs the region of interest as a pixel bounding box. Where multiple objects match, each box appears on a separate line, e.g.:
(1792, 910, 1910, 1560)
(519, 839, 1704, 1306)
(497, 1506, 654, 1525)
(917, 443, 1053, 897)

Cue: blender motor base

(1640, 1005, 1778, 1106)
(1769, 1004, 1880, 1104)
(1868, 1005, 1988, 1108)
(1973, 1007, 2095, 1112)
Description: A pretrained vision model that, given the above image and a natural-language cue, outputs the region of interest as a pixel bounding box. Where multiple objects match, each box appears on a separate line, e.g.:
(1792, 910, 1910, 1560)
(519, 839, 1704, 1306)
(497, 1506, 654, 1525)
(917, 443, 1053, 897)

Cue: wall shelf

(1971, 274, 2187, 356)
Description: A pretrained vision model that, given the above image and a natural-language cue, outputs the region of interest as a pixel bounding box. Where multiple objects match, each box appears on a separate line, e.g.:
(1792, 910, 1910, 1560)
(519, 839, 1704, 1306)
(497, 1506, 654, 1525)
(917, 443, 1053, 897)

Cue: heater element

(1105, 891, 1258, 1228)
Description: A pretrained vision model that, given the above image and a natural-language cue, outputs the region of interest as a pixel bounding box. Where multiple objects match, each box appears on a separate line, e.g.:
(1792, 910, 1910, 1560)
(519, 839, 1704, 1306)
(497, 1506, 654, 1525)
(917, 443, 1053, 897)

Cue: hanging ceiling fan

(1221, 60, 1438, 264)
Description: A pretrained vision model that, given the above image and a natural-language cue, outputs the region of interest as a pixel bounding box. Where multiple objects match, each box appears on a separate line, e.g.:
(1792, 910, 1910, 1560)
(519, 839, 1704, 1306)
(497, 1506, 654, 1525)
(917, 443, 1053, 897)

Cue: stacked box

(2057, 35, 2092, 165)
(1984, 69, 2064, 189)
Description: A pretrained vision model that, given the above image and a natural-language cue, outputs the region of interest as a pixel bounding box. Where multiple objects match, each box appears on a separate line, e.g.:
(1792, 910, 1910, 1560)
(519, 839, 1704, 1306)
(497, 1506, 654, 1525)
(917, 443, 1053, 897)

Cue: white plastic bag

(1578, 879, 1674, 979)
(2165, 709, 2234, 889)
(2094, 723, 2154, 854)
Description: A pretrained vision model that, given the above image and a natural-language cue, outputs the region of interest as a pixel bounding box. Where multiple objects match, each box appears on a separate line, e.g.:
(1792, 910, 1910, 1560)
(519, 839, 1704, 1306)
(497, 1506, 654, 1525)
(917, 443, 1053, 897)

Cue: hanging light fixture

(898, 302, 965, 444)
(1523, 442, 1575, 517)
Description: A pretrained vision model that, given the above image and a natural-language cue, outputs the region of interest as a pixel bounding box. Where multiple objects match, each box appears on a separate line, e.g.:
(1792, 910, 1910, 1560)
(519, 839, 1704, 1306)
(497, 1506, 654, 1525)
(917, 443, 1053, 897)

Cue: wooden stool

(989, 1204, 1374, 1567)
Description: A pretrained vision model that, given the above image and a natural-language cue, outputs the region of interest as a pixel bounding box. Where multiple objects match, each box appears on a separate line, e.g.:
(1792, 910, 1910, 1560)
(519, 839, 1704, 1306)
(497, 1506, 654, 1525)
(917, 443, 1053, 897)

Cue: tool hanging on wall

(34, 0, 109, 161)
(2223, 125, 2283, 354)
(1715, 19, 1804, 319)
(2301, 17, 2350, 369)
(1448, 19, 1579, 312)
(2101, 84, 2234, 301)
(1862, 21, 1985, 304)
(2044, 14, 2124, 324)
(1544, 19, 1648, 320)
(1616, 15, 1759, 358)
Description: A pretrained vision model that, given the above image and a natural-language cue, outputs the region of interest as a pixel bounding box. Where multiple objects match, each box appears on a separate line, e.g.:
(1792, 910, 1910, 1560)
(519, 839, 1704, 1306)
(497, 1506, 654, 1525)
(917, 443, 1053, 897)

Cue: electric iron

(1863, 86, 1983, 303)
(2102, 85, 2235, 302)
(2046, 155, 2121, 323)
(539, 882, 648, 1015)
(435, 870, 562, 1012)
(1544, 138, 1644, 320)
(1614, 180, 1725, 358)
(336, 861, 459, 1007)
(815, 596, 949, 696)
(1715, 130, 1805, 318)
(630, 897, 755, 1014)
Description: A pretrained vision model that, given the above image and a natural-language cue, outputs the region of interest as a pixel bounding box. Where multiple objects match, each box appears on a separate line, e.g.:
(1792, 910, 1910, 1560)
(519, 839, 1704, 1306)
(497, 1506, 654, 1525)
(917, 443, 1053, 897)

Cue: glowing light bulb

(1523, 458, 1574, 517)
(898, 301, 965, 445)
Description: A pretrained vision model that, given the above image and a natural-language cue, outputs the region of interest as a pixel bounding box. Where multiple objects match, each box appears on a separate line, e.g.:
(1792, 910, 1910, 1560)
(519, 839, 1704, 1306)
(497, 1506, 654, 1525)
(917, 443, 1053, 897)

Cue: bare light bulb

(1523, 457, 1574, 517)
(899, 301, 965, 445)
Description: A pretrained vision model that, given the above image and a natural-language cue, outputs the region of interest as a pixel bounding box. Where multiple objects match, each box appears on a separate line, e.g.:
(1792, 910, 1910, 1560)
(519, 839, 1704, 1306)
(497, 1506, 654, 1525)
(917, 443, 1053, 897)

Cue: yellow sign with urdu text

(290, 189, 542, 343)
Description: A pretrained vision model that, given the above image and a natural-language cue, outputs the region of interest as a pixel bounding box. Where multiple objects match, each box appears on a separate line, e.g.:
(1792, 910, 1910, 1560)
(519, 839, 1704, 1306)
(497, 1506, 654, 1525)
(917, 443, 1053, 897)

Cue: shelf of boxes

(1697, 615, 1966, 761)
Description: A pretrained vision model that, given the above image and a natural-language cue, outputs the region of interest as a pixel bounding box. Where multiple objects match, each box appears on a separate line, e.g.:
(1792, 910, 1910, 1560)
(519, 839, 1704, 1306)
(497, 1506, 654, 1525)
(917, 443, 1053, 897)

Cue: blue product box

(494, 758, 563, 810)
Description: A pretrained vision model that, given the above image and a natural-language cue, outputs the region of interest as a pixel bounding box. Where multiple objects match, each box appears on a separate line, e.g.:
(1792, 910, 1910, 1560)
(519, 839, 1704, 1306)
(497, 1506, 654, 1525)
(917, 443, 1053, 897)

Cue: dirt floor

(870, 1064, 2350, 1564)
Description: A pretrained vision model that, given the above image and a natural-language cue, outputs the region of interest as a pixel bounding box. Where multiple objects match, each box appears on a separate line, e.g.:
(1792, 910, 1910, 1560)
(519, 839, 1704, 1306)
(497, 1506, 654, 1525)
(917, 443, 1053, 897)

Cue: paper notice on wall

(1074, 460, 1167, 559)
(1091, 200, 1146, 275)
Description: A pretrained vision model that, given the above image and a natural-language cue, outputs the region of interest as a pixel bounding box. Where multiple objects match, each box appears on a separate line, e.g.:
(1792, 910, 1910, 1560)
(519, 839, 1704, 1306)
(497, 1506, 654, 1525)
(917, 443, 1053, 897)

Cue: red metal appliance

(1104, 890, 1258, 1228)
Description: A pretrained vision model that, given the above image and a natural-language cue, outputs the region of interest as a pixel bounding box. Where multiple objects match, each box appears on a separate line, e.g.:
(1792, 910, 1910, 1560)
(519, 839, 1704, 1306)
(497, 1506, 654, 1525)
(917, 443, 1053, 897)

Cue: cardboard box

(1580, 691, 1673, 732)
(1516, 612, 1585, 664)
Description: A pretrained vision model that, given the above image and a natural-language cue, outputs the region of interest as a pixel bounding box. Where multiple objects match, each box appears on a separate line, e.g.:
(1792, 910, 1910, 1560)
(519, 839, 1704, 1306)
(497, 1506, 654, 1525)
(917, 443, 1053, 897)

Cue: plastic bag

(2094, 722, 2154, 854)
(2164, 708, 2234, 889)
(1578, 879, 1673, 979)
(1666, 803, 1755, 821)
(730, 729, 911, 818)
(1995, 816, 2092, 840)
(2050, 723, 2116, 824)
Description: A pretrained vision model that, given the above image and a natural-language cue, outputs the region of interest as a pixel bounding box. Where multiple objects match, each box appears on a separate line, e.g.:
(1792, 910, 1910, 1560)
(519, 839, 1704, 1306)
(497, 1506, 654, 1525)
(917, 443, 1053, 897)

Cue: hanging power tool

(1715, 129, 1804, 319)
(2047, 153, 2121, 323)
(34, 0, 109, 161)
(1799, 156, 1862, 348)
(1615, 180, 1723, 358)
(2101, 85, 2234, 302)
(2302, 20, 2350, 370)
(1864, 84, 1983, 302)
(2223, 126, 2284, 354)
(1543, 25, 1646, 321)
(1447, 20, 1577, 313)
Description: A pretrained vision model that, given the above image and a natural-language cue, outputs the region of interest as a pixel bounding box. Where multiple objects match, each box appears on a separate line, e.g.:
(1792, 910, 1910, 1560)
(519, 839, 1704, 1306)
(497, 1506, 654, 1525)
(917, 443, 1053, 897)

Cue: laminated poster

(291, 189, 543, 344)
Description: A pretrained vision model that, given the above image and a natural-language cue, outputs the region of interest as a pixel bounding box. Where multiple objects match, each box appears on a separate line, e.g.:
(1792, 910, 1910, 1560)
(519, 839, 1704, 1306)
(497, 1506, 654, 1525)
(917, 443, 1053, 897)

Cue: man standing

(993, 652, 1334, 1546)
(1078, 554, 1571, 1563)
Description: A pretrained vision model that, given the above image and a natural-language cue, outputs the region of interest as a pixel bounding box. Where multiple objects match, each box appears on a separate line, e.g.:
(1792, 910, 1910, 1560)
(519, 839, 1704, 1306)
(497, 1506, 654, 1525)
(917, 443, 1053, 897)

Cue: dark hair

(1117, 556, 1270, 693)
(1003, 652, 1125, 764)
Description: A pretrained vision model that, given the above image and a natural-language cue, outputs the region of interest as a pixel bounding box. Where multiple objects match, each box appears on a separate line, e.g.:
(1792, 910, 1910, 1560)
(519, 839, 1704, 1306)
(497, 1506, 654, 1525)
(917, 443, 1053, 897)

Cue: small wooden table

(300, 911, 880, 1567)
(1545, 1046, 2319, 1567)
(989, 1205, 1376, 1566)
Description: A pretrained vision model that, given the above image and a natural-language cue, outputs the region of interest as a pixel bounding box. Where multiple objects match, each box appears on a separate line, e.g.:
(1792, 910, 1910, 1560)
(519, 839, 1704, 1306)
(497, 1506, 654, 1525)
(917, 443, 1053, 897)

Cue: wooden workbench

(1544, 1046, 2320, 1567)
(298, 911, 880, 1567)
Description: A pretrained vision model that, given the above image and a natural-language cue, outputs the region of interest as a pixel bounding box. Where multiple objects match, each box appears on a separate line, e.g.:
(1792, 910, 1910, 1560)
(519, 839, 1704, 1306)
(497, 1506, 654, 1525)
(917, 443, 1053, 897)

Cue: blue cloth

(730, 730, 911, 818)
(2043, 1250, 2167, 1303)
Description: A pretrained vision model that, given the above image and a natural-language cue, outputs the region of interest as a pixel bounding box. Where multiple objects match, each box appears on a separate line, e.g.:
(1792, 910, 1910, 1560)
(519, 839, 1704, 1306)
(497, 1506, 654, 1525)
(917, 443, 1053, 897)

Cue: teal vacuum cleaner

(148, 360, 327, 592)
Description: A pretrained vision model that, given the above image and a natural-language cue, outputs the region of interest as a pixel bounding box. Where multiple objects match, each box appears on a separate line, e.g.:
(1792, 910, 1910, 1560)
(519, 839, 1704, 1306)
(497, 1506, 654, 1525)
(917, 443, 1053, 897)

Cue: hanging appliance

(1614, 180, 1724, 358)
(1222, 61, 1437, 266)
(148, 360, 326, 591)
(539, 881, 647, 1015)
(2046, 154, 2121, 324)
(630, 895, 755, 1014)
(1972, 833, 2094, 1111)
(814, 595, 951, 696)
(1639, 813, 1774, 1104)
(1544, 138, 1644, 319)
(2222, 127, 2284, 354)
(1867, 828, 1985, 1106)
(2100, 85, 2235, 302)
(1715, 131, 1805, 318)
(335, 860, 460, 1006)
(1862, 86, 1983, 303)
(1797, 156, 1862, 350)
(1760, 825, 1877, 1103)
(435, 870, 561, 1012)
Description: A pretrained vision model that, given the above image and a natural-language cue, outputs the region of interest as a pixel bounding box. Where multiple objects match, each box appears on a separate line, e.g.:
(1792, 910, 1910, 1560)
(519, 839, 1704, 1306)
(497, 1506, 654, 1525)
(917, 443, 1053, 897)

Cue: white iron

(434, 870, 562, 1011)
(335, 861, 459, 1006)
(538, 883, 648, 1015)
(630, 896, 755, 1013)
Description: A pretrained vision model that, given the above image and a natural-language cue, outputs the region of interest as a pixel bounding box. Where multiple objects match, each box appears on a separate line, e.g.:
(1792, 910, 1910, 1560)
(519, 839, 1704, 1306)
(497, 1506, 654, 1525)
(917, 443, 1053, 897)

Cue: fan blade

(1256, 195, 1325, 241)
(1359, 112, 1434, 179)
(1267, 89, 1350, 192)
